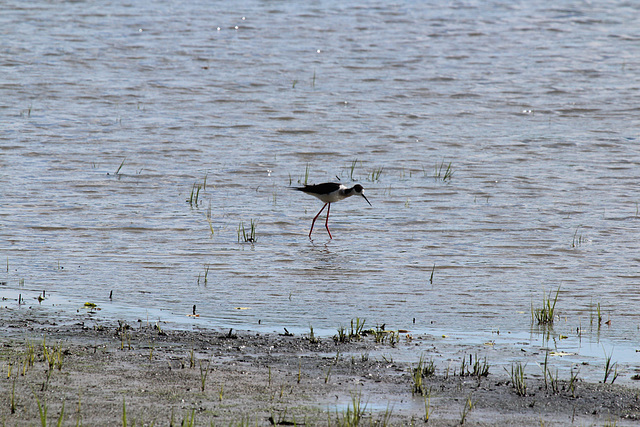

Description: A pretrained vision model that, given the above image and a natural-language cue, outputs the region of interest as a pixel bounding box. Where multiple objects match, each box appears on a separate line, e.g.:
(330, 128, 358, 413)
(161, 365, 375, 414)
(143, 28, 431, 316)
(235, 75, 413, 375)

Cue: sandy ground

(1, 307, 639, 426)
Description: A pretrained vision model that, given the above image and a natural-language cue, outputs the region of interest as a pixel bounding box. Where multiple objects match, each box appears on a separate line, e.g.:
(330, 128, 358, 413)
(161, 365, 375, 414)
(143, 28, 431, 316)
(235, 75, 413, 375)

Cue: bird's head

(352, 184, 371, 206)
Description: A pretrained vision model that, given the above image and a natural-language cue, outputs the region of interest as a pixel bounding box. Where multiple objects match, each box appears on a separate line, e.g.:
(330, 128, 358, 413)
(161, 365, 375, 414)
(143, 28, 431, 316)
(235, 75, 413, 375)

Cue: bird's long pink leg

(324, 203, 332, 239)
(309, 203, 327, 238)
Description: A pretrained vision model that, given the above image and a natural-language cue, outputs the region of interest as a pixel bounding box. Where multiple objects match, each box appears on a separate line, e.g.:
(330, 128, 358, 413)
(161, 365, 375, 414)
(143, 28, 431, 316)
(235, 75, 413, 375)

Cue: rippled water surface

(2, 0, 640, 377)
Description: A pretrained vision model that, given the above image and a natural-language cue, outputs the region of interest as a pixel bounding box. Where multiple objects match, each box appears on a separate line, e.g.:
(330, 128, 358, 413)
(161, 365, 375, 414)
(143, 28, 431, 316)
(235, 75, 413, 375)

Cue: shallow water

(1, 0, 639, 379)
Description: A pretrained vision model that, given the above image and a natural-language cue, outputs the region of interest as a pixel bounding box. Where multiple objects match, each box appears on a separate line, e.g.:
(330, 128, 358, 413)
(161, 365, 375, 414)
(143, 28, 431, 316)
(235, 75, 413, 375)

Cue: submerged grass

(367, 166, 383, 182)
(590, 299, 603, 328)
(114, 158, 126, 175)
(349, 159, 358, 181)
(206, 202, 215, 237)
(296, 163, 311, 185)
(187, 183, 202, 206)
(571, 225, 584, 248)
(532, 287, 560, 325)
(434, 160, 453, 182)
(304, 163, 310, 185)
(187, 174, 209, 207)
(237, 219, 257, 243)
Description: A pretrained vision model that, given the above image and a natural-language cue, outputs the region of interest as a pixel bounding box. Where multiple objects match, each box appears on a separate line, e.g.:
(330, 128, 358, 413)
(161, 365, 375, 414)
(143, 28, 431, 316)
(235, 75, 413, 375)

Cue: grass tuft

(367, 166, 383, 182)
(297, 163, 311, 185)
(459, 394, 475, 425)
(603, 347, 618, 384)
(10, 376, 17, 414)
(470, 354, 490, 377)
(349, 159, 358, 181)
(458, 354, 489, 377)
(571, 225, 584, 247)
(308, 324, 319, 344)
(35, 392, 48, 427)
(199, 359, 211, 392)
(506, 362, 527, 396)
(370, 324, 399, 346)
(334, 318, 366, 343)
(590, 300, 603, 328)
(186, 174, 210, 207)
(423, 388, 434, 422)
(122, 396, 127, 427)
(434, 160, 453, 182)
(335, 390, 366, 426)
(181, 408, 196, 427)
(412, 354, 436, 396)
(237, 219, 257, 243)
(532, 287, 560, 325)
(187, 183, 202, 206)
(569, 365, 580, 397)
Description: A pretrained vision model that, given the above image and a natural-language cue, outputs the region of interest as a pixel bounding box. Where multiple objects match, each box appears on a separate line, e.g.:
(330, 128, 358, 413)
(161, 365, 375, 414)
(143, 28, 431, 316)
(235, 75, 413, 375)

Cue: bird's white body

(306, 184, 350, 203)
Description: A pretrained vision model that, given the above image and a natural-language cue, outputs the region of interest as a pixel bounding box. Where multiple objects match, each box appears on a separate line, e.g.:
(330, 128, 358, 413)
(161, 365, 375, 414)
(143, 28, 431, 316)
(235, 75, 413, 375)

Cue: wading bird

(294, 182, 371, 238)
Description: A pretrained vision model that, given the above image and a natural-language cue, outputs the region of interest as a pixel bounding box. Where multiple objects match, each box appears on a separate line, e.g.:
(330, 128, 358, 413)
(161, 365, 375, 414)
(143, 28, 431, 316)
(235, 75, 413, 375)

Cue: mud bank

(1, 307, 639, 426)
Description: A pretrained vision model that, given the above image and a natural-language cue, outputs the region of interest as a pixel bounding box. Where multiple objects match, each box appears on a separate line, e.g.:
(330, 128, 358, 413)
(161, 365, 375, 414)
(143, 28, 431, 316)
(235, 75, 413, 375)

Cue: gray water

(1, 0, 639, 379)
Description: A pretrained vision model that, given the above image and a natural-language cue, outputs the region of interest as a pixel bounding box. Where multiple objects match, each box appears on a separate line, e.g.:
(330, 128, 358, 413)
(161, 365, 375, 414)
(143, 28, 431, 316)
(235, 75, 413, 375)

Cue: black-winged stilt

(294, 182, 371, 239)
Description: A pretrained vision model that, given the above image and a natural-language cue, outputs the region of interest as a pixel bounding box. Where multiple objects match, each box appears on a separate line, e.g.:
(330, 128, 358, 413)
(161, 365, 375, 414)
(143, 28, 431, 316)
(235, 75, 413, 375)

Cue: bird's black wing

(294, 182, 342, 194)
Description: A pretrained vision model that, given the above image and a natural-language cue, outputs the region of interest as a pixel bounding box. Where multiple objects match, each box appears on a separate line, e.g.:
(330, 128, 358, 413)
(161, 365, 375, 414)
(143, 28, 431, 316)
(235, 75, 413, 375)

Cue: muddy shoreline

(1, 307, 639, 426)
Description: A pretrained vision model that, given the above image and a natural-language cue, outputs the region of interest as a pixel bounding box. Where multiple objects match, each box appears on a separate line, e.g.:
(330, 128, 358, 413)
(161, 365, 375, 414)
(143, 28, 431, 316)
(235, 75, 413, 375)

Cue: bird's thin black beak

(362, 194, 371, 206)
